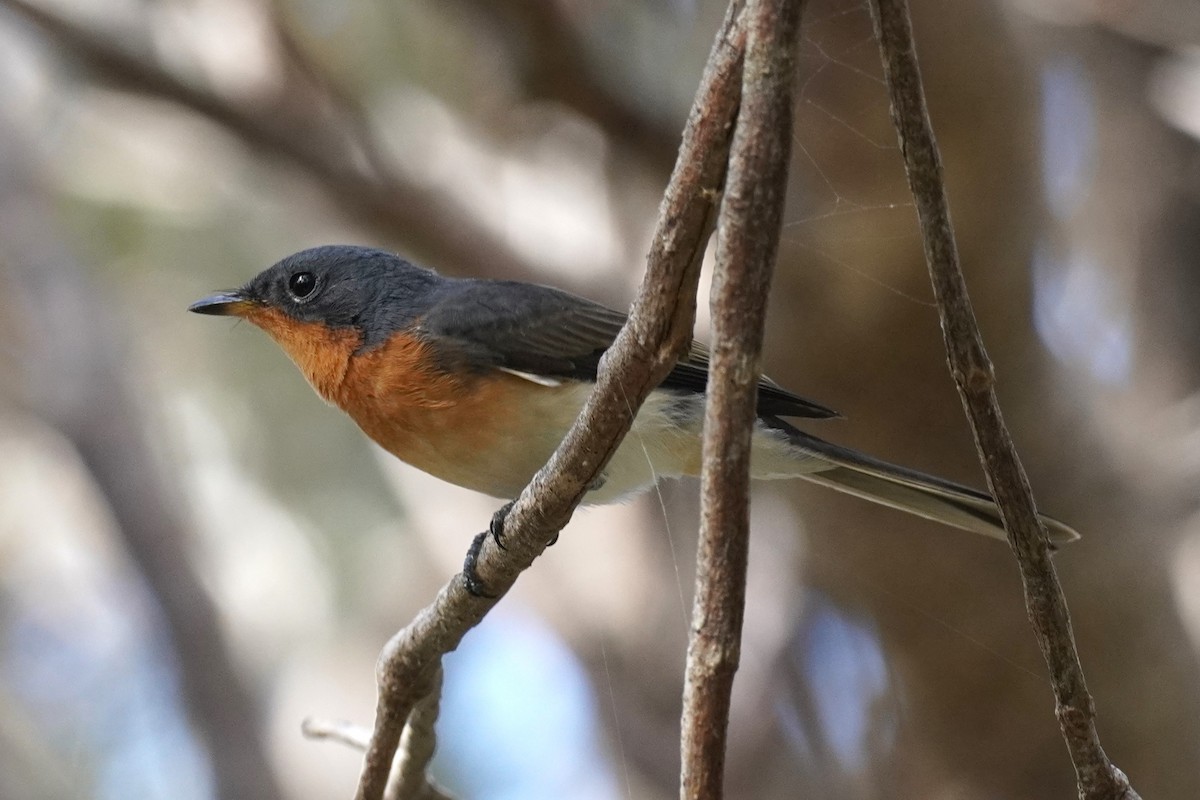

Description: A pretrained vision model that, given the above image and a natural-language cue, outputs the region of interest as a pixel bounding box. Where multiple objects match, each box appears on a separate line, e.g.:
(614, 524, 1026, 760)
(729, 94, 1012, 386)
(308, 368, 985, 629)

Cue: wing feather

(419, 279, 838, 420)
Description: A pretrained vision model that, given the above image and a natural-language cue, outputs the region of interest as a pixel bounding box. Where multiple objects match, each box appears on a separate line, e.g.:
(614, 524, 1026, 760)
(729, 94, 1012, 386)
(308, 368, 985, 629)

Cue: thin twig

(868, 1, 1140, 798)
(679, 1, 805, 798)
(351, 5, 750, 799)
(302, 717, 373, 752)
(384, 667, 448, 800)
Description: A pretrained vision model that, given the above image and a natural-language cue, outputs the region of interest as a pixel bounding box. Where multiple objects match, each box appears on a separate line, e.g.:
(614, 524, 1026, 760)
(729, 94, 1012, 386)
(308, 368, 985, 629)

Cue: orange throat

(243, 307, 359, 404)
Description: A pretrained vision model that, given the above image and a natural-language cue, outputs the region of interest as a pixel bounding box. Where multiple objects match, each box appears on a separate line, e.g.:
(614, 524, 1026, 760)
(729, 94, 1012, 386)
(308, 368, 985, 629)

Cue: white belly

(540, 385, 810, 505)
(379, 376, 813, 504)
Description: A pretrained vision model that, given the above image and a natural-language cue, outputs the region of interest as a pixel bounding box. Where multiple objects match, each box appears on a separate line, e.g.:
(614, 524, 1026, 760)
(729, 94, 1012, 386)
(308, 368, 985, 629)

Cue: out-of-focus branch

(3, 220, 285, 798)
(0, 0, 556, 285)
(0, 11, 286, 789)
(450, 0, 679, 166)
(679, 0, 804, 797)
(351, 4, 750, 799)
(301, 717, 372, 752)
(868, 1, 1140, 798)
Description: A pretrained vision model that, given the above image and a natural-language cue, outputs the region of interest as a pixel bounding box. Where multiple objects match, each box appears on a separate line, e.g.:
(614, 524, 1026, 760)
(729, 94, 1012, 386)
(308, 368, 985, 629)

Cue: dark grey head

(189, 245, 444, 346)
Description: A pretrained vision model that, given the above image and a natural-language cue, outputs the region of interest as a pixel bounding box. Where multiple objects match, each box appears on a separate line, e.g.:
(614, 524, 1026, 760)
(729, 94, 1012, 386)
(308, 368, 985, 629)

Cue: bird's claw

(489, 501, 515, 550)
(462, 529, 496, 598)
(460, 500, 563, 597)
(462, 502, 516, 597)
(486, 501, 558, 548)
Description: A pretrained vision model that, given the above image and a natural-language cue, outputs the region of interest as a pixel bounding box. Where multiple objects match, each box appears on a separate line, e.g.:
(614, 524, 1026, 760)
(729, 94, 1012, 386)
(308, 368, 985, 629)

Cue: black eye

(288, 271, 317, 300)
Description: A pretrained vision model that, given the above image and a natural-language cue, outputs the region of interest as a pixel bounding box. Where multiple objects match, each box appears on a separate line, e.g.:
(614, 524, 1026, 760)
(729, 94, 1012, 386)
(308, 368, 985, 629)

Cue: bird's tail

(771, 422, 1080, 545)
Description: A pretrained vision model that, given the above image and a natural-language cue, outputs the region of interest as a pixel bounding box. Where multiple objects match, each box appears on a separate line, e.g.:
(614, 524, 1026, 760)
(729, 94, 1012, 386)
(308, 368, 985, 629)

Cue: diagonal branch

(0, 0, 554, 285)
(680, 0, 805, 797)
(350, 4, 750, 799)
(449, 0, 680, 166)
(868, 1, 1140, 798)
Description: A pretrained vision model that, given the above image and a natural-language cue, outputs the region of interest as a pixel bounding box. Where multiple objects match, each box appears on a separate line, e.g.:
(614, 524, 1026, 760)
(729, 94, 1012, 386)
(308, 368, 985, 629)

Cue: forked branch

(348, 4, 750, 798)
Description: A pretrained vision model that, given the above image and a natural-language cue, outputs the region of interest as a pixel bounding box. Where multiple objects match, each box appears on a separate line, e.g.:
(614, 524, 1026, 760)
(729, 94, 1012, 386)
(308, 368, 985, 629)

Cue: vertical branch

(868, 1, 1140, 798)
(679, 1, 805, 798)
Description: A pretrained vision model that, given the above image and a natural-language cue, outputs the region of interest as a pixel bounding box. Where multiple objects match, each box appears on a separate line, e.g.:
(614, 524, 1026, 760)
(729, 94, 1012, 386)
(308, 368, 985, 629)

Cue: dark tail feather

(775, 423, 1080, 545)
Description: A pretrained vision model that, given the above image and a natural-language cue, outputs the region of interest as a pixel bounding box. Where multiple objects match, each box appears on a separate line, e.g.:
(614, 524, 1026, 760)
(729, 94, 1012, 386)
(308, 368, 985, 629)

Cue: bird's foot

(462, 529, 496, 598)
(462, 502, 516, 597)
(489, 501, 515, 550)
(491, 500, 560, 547)
(460, 500, 563, 597)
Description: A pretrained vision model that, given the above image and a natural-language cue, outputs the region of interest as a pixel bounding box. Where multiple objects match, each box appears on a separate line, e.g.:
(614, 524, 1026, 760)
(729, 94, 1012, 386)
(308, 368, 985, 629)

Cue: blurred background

(0, 0, 1197, 797)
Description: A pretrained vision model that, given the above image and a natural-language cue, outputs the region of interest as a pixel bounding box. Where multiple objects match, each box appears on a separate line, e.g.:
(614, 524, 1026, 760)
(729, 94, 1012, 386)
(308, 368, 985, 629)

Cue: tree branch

(868, 1, 1140, 798)
(679, 1, 805, 797)
(350, 4, 750, 799)
(384, 668, 450, 800)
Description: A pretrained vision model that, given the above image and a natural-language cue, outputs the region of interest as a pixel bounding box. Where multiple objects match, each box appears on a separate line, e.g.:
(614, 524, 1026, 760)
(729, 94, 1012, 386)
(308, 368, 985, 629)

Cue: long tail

(771, 422, 1080, 545)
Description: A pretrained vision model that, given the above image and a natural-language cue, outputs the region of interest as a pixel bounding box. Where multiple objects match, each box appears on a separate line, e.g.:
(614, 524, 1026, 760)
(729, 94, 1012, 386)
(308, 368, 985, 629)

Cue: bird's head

(189, 245, 444, 401)
(189, 245, 442, 347)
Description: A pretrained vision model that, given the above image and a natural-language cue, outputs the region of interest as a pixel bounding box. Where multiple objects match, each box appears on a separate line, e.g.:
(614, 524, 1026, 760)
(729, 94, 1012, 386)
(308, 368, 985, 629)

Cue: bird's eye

(288, 271, 317, 301)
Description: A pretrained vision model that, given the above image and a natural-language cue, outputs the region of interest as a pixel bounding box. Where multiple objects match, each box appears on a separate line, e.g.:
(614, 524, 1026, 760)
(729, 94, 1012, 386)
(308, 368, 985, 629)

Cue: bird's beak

(188, 291, 256, 317)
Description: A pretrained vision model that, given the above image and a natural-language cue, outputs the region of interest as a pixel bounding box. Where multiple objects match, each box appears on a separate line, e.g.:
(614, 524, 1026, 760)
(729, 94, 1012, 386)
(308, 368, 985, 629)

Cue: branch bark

(868, 1, 1140, 798)
(680, 1, 805, 798)
(384, 668, 450, 800)
(350, 4, 750, 798)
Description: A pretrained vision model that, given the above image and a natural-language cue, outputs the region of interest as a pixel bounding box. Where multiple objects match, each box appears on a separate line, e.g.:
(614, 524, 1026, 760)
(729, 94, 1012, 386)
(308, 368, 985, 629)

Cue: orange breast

(243, 310, 576, 498)
(334, 332, 575, 498)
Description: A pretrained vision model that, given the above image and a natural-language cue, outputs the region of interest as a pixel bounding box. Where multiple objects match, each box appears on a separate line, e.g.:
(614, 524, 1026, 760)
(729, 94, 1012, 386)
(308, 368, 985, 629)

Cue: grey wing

(670, 341, 839, 419)
(417, 279, 626, 379)
(419, 278, 839, 419)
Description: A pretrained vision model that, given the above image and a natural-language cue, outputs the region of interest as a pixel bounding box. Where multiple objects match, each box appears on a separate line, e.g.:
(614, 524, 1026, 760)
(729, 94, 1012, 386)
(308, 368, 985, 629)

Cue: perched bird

(190, 244, 1078, 554)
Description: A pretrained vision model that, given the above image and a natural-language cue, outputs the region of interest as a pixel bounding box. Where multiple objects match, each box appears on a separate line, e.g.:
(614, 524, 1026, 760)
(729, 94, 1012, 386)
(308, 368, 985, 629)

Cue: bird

(189, 244, 1078, 583)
